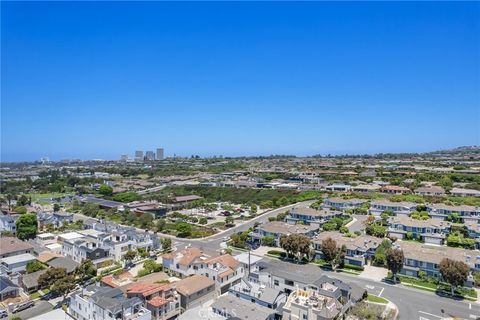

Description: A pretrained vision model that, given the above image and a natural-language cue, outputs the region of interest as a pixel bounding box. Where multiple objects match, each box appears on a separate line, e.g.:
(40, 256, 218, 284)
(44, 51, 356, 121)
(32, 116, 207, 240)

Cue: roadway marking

(418, 311, 442, 319)
(366, 285, 374, 290)
(419, 317, 429, 320)
(470, 303, 472, 309)
(470, 315, 480, 319)
(378, 287, 385, 297)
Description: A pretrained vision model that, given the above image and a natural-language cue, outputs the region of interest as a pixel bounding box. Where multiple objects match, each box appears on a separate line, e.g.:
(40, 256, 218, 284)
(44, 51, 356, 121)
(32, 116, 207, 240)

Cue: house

(0, 212, 18, 234)
(450, 188, 480, 198)
(285, 207, 344, 226)
(0, 237, 34, 259)
(198, 254, 244, 294)
(21, 269, 49, 292)
(175, 275, 215, 310)
(387, 216, 451, 245)
(69, 285, 151, 320)
(282, 276, 365, 320)
(414, 186, 446, 197)
(351, 184, 381, 193)
(62, 237, 110, 267)
(249, 221, 319, 246)
(253, 259, 324, 294)
(233, 252, 263, 273)
(211, 295, 277, 320)
(228, 277, 287, 310)
(126, 283, 180, 320)
(427, 204, 480, 223)
(46, 256, 79, 274)
(0, 253, 37, 273)
(322, 198, 367, 211)
(162, 247, 215, 278)
(381, 185, 411, 194)
(313, 231, 381, 266)
(325, 184, 352, 192)
(0, 276, 20, 301)
(369, 200, 417, 216)
(464, 222, 480, 248)
(396, 241, 480, 279)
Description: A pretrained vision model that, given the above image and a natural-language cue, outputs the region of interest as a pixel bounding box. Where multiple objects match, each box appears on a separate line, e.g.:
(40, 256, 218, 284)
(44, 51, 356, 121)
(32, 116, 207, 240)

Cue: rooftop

(175, 275, 214, 296)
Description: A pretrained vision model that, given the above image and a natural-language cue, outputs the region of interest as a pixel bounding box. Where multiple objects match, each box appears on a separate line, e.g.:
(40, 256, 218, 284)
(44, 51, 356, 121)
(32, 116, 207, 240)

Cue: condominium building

(156, 148, 164, 160)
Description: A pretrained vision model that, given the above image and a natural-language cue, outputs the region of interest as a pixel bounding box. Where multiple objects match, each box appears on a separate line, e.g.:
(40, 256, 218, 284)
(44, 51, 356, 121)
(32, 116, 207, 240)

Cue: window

(274, 280, 279, 286)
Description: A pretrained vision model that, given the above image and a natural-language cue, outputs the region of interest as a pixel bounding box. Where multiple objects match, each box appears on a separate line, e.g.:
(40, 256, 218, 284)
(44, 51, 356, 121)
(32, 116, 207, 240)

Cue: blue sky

(1, 1, 479, 161)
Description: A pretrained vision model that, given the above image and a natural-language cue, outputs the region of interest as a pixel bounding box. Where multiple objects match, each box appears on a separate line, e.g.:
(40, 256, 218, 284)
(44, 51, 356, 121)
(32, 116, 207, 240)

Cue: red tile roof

(147, 296, 169, 307)
(127, 283, 170, 297)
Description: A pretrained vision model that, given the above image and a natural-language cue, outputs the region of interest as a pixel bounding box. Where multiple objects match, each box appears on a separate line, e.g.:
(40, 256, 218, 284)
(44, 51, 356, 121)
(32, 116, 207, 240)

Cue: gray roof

(257, 259, 323, 285)
(212, 295, 276, 320)
(230, 278, 286, 305)
(0, 275, 19, 294)
(89, 285, 142, 314)
(46, 257, 79, 273)
(22, 269, 48, 289)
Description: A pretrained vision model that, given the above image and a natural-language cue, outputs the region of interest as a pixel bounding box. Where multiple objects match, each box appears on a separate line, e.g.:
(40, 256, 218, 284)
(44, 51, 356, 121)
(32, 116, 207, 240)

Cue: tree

(250, 204, 257, 214)
(386, 248, 404, 283)
(261, 236, 276, 247)
(51, 275, 76, 301)
(99, 184, 113, 196)
(53, 203, 60, 212)
(175, 222, 192, 238)
(6, 193, 15, 210)
(75, 260, 97, 283)
(161, 238, 172, 252)
(143, 260, 162, 273)
(155, 219, 166, 232)
(320, 238, 346, 270)
(199, 217, 208, 225)
(16, 213, 37, 240)
(138, 213, 153, 229)
(280, 234, 312, 262)
(123, 250, 137, 263)
(17, 195, 30, 206)
(13, 206, 27, 215)
(439, 258, 469, 295)
(38, 267, 67, 289)
(225, 216, 234, 226)
(26, 261, 46, 274)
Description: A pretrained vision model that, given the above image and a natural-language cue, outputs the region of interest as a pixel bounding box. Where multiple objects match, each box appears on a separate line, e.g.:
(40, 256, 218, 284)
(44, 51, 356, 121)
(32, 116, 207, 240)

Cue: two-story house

(69, 285, 151, 320)
(285, 207, 344, 226)
(427, 204, 480, 223)
(369, 200, 417, 216)
(397, 241, 480, 280)
(313, 231, 381, 267)
(388, 216, 451, 245)
(322, 198, 367, 212)
(249, 221, 319, 246)
(126, 283, 180, 320)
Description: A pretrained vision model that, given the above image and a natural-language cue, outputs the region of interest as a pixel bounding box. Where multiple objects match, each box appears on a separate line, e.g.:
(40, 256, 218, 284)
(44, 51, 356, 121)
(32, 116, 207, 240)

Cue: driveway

(359, 264, 389, 282)
(347, 214, 368, 233)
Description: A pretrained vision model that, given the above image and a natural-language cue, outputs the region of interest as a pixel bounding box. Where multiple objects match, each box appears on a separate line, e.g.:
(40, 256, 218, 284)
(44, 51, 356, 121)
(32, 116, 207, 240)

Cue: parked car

(41, 291, 60, 300)
(11, 300, 35, 313)
(0, 309, 7, 319)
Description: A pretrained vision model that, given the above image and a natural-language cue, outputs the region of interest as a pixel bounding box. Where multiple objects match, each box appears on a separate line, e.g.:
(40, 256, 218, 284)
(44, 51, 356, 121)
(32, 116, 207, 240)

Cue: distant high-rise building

(120, 154, 128, 162)
(145, 151, 155, 161)
(135, 150, 144, 162)
(156, 148, 164, 160)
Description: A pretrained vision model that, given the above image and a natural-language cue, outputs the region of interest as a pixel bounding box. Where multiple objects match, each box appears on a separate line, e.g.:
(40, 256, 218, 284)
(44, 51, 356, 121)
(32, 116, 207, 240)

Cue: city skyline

(2, 1, 479, 162)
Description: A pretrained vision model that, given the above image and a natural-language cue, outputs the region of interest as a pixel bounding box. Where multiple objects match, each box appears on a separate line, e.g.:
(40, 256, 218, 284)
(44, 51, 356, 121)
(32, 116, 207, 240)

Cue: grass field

(367, 294, 388, 304)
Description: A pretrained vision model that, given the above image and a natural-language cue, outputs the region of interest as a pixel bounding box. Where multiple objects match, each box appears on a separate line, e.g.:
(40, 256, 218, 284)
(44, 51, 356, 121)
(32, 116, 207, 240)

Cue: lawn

(367, 294, 388, 304)
(27, 192, 73, 204)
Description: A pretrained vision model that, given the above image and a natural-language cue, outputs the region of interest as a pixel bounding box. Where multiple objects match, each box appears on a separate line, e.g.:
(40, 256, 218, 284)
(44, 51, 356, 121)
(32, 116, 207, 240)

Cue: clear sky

(1, 1, 479, 161)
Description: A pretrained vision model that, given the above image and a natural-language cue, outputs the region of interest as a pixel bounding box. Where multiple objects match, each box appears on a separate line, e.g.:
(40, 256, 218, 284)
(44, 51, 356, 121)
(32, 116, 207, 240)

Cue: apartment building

(249, 221, 319, 246)
(427, 204, 480, 223)
(396, 241, 480, 279)
(322, 198, 367, 211)
(388, 216, 451, 245)
(369, 200, 417, 216)
(286, 206, 345, 226)
(313, 231, 381, 267)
